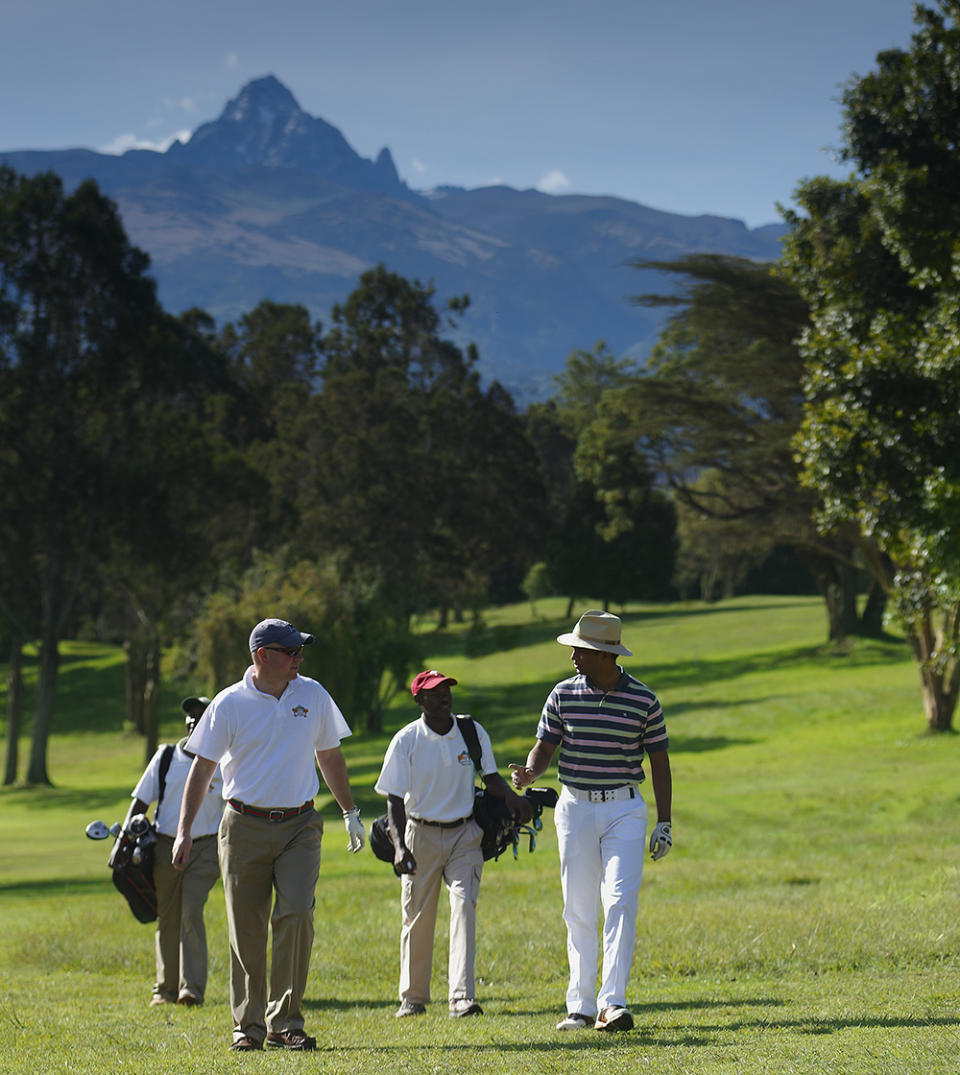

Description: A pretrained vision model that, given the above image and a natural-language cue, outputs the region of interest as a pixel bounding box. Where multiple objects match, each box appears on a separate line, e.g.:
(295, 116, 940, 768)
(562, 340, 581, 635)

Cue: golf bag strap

(455, 716, 488, 785)
(155, 743, 175, 816)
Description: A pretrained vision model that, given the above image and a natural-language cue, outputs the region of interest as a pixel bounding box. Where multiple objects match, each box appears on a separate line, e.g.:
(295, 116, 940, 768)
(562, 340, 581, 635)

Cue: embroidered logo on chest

(457, 750, 473, 766)
(291, 705, 308, 719)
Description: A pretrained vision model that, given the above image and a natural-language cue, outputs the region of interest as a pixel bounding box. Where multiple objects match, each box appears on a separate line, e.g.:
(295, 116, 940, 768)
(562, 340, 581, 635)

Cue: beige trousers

(399, 817, 483, 1006)
(152, 833, 220, 1002)
(218, 806, 323, 1045)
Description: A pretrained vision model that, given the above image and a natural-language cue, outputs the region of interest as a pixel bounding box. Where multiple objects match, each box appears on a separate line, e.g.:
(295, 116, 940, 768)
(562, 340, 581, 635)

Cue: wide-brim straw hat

(556, 609, 632, 656)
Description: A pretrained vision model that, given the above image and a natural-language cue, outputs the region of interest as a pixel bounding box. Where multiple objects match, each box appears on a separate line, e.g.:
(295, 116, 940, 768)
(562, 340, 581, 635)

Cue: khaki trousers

(152, 833, 220, 1003)
(218, 806, 323, 1045)
(399, 817, 483, 1006)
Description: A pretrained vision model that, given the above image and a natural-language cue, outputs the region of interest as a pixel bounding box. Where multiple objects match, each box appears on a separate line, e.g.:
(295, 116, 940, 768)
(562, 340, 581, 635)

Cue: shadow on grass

(303, 993, 787, 1024)
(0, 784, 133, 811)
(676, 1012, 960, 1036)
(638, 642, 908, 696)
(0, 877, 114, 895)
(415, 639, 907, 741)
(421, 601, 906, 668)
(309, 1003, 960, 1053)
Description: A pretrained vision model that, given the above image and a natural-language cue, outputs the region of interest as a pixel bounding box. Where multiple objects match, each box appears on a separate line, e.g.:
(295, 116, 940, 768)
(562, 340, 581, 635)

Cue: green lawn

(1, 595, 957, 1074)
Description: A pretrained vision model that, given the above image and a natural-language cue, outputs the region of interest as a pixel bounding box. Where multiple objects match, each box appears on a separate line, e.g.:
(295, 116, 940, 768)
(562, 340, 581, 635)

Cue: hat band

(575, 632, 621, 647)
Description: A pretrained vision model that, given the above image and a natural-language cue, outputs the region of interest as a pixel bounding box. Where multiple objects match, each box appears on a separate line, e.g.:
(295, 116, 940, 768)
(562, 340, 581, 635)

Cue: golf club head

(524, 786, 559, 812)
(85, 820, 111, 840)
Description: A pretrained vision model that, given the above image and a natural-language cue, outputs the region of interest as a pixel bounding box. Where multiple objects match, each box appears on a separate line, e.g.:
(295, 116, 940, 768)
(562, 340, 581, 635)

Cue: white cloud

(162, 95, 196, 113)
(536, 170, 572, 194)
(410, 158, 426, 174)
(226, 52, 239, 70)
(99, 129, 191, 155)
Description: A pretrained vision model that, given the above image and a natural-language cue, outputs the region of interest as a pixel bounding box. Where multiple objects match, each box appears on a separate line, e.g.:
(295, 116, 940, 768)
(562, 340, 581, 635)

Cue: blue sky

(2, 0, 921, 227)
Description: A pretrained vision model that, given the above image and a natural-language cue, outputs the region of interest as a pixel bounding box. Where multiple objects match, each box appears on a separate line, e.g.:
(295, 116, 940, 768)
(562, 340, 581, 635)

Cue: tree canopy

(0, 169, 244, 780)
(781, 0, 960, 730)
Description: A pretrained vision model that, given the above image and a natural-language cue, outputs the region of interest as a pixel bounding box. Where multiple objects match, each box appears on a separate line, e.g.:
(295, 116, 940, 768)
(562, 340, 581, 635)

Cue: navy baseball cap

(180, 696, 211, 714)
(249, 618, 315, 653)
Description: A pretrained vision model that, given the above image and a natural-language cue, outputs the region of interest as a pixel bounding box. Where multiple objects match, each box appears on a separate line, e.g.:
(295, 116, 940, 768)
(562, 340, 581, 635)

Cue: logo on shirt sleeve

(291, 705, 308, 719)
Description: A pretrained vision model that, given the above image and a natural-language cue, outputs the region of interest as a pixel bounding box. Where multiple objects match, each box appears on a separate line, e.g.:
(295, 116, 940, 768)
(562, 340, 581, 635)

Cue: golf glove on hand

(649, 821, 672, 860)
(343, 808, 365, 853)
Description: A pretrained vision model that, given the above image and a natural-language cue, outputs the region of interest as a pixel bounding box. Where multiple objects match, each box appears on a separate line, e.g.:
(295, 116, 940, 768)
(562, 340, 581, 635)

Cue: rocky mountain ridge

(0, 76, 785, 398)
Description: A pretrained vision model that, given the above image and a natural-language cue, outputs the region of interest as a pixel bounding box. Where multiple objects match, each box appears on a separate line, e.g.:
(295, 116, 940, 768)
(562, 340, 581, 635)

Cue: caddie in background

(375, 670, 531, 1019)
(172, 618, 366, 1053)
(124, 695, 223, 1007)
(510, 610, 672, 1033)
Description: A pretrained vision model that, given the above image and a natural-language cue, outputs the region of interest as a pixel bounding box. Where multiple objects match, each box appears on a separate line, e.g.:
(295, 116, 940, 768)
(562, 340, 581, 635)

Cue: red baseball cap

(410, 669, 458, 697)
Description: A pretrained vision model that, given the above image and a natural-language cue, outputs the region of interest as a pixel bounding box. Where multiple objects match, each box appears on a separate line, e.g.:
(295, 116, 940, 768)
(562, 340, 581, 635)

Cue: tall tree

(171, 551, 421, 735)
(101, 312, 253, 763)
(601, 254, 886, 639)
(781, 0, 960, 730)
(530, 344, 676, 614)
(300, 265, 546, 617)
(0, 168, 237, 780)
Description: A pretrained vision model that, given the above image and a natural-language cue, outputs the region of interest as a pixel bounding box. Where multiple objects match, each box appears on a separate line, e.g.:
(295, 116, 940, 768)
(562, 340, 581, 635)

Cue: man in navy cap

(375, 669, 529, 1019)
(173, 618, 366, 1052)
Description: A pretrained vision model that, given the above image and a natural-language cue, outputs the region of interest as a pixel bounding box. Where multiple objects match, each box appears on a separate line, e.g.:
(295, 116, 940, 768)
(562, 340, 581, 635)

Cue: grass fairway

(1, 595, 958, 1074)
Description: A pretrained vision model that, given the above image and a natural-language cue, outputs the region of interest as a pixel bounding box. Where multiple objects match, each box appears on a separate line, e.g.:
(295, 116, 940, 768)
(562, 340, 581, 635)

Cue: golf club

(85, 819, 122, 840)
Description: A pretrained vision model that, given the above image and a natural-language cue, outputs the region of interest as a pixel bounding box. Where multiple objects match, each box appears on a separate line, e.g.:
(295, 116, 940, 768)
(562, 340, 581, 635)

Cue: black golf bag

(109, 744, 174, 923)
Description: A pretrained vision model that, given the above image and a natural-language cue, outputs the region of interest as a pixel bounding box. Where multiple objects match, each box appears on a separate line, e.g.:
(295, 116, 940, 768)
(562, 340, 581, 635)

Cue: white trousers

(554, 786, 647, 1016)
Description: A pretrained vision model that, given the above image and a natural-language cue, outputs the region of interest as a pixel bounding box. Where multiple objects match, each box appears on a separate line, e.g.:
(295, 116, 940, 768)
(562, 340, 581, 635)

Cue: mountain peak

(166, 75, 408, 197)
(220, 75, 304, 128)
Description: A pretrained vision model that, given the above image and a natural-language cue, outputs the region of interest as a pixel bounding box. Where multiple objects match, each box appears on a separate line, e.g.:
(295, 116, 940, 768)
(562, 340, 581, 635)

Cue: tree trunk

(124, 638, 146, 733)
(904, 606, 960, 733)
(808, 558, 859, 641)
(915, 654, 958, 733)
(700, 566, 719, 603)
(142, 635, 161, 765)
(858, 580, 887, 638)
(26, 630, 59, 786)
(3, 636, 24, 786)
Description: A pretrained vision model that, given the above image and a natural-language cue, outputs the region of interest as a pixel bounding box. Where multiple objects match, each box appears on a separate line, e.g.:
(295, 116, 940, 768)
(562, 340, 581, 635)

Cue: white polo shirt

(375, 714, 497, 823)
(132, 739, 224, 837)
(187, 667, 351, 807)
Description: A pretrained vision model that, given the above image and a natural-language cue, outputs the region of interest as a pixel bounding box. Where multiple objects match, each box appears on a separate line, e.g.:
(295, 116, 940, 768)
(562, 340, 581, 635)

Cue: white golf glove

(649, 821, 672, 860)
(343, 808, 365, 853)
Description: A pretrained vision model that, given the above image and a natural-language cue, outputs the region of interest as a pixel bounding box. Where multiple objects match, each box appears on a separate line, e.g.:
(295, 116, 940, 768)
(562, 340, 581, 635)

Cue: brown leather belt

(229, 799, 313, 822)
(410, 815, 471, 829)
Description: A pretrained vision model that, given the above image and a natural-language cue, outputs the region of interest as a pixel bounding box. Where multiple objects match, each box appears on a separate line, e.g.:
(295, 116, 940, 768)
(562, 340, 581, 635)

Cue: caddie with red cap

(375, 668, 529, 1019)
(410, 670, 458, 697)
(509, 609, 673, 1034)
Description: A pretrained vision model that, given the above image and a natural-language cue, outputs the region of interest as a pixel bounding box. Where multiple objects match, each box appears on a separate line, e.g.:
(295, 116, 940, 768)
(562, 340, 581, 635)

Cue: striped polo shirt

(537, 669, 667, 791)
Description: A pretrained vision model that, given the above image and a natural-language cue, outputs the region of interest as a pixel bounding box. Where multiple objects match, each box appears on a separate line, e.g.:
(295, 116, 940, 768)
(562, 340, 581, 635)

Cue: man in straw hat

(510, 609, 672, 1033)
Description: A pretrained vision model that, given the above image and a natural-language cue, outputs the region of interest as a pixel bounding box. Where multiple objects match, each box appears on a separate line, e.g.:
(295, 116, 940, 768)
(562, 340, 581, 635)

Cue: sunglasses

(262, 645, 303, 657)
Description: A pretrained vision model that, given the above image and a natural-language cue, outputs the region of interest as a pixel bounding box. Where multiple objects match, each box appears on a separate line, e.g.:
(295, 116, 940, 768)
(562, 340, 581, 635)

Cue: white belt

(564, 784, 638, 803)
